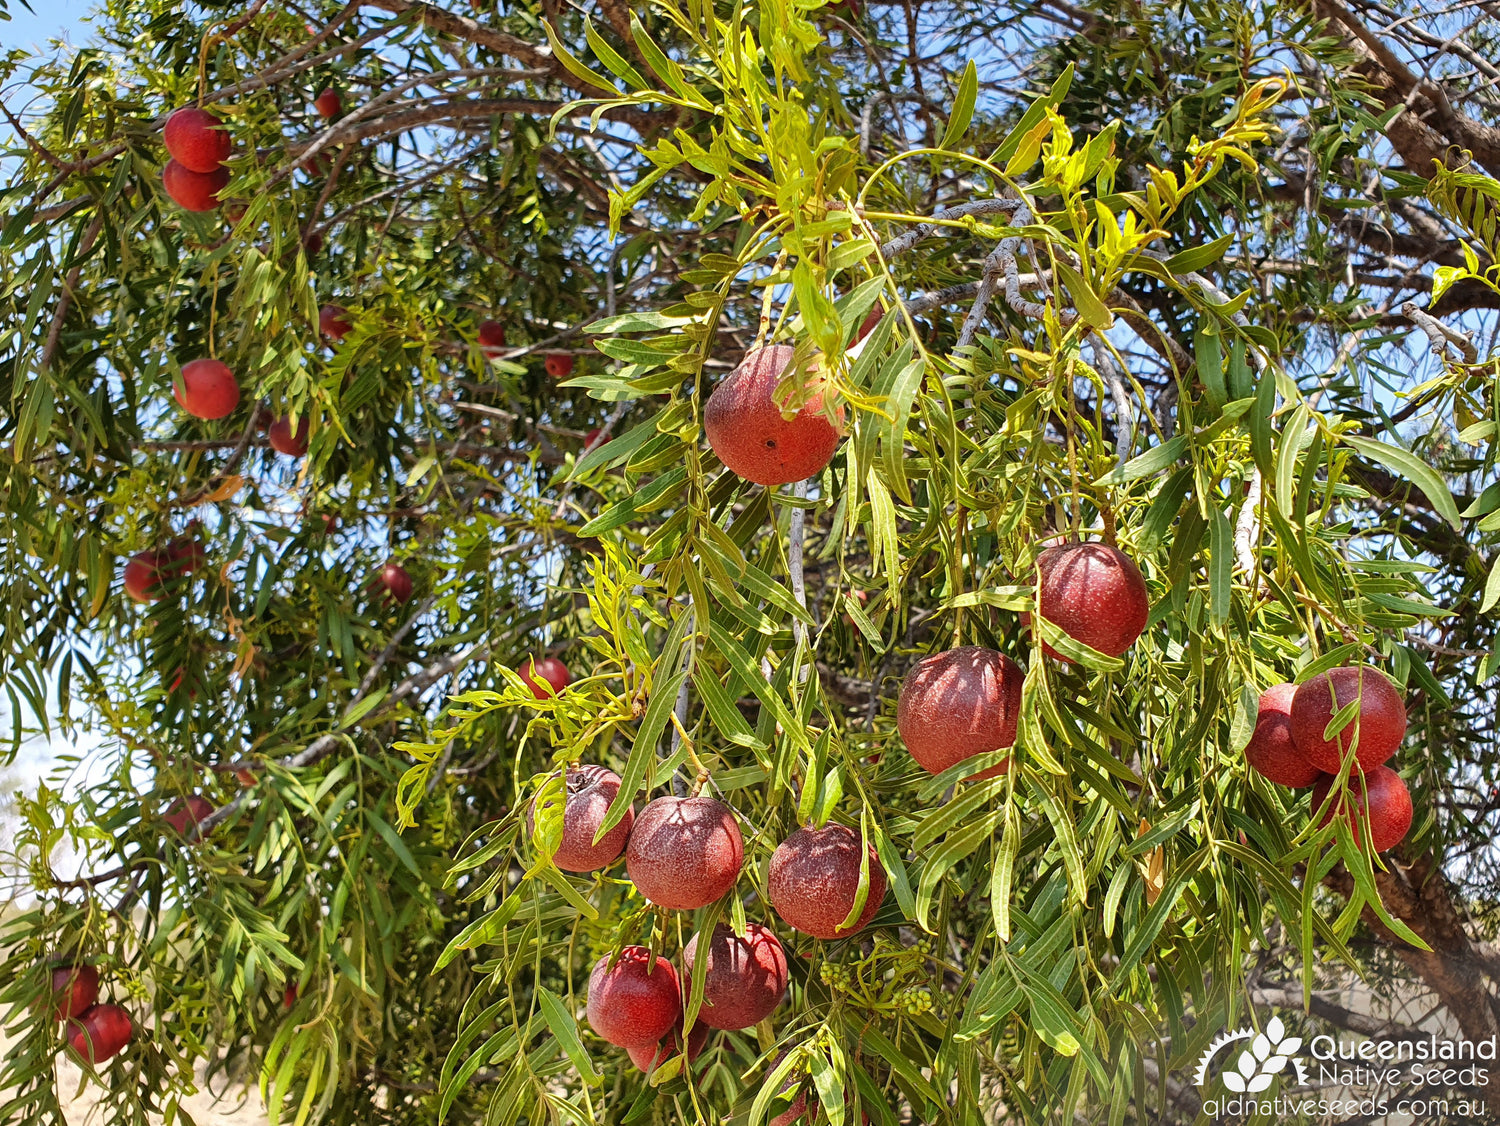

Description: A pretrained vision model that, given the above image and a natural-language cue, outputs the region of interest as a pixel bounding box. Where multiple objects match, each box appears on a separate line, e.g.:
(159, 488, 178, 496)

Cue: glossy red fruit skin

(1244, 683, 1321, 787)
(162, 160, 229, 211)
(1291, 666, 1407, 774)
(67, 1003, 132, 1064)
(683, 923, 787, 1030)
(478, 320, 506, 355)
(374, 561, 413, 604)
(1035, 542, 1150, 660)
(319, 304, 352, 341)
(50, 965, 99, 1021)
(626, 1019, 710, 1072)
(586, 947, 681, 1048)
(174, 358, 240, 420)
(314, 89, 341, 118)
(268, 416, 310, 456)
(896, 646, 1022, 779)
(545, 352, 575, 378)
(164, 107, 232, 173)
(626, 796, 744, 910)
(519, 657, 571, 698)
(164, 795, 214, 835)
(703, 345, 844, 486)
(1310, 765, 1413, 853)
(123, 551, 164, 602)
(768, 824, 885, 940)
(528, 766, 633, 873)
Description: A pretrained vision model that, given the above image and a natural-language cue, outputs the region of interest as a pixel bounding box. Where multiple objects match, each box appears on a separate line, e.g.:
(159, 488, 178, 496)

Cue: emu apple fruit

(174, 358, 240, 420)
(478, 320, 506, 356)
(1291, 666, 1406, 774)
(1035, 542, 1150, 659)
(123, 551, 165, 603)
(519, 656, 571, 698)
(319, 304, 352, 341)
(626, 1018, 711, 1072)
(1310, 766, 1413, 853)
(530, 766, 633, 873)
(544, 352, 574, 378)
(1244, 683, 1321, 787)
(586, 946, 680, 1048)
(164, 795, 214, 835)
(683, 923, 787, 1030)
(767, 824, 885, 940)
(626, 795, 743, 910)
(163, 108, 231, 173)
(268, 415, 310, 456)
(163, 160, 229, 212)
(896, 646, 1022, 779)
(67, 1003, 132, 1064)
(372, 561, 413, 605)
(50, 965, 99, 1021)
(703, 344, 843, 486)
(313, 89, 341, 118)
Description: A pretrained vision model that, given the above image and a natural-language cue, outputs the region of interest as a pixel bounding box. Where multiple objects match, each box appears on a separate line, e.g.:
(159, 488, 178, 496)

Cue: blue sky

(4, 0, 91, 49)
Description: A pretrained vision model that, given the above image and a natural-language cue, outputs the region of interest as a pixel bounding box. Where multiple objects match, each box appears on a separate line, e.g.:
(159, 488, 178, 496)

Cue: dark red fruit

(268, 415, 310, 456)
(854, 304, 883, 342)
(519, 656, 571, 698)
(626, 795, 744, 910)
(313, 89, 341, 118)
(303, 231, 323, 256)
(586, 946, 681, 1048)
(67, 1003, 132, 1064)
(583, 428, 603, 448)
(163, 107, 231, 173)
(528, 766, 633, 873)
(163, 160, 229, 212)
(173, 358, 239, 420)
(319, 304, 352, 341)
(478, 320, 506, 356)
(626, 1019, 710, 1073)
(545, 352, 575, 378)
(164, 795, 214, 835)
(703, 344, 843, 486)
(768, 824, 885, 940)
(683, 923, 787, 1030)
(284, 984, 299, 1008)
(373, 560, 413, 604)
(1291, 666, 1406, 774)
(896, 646, 1022, 779)
(1310, 765, 1413, 853)
(1035, 542, 1150, 660)
(1244, 683, 1321, 787)
(49, 965, 99, 1021)
(123, 551, 165, 603)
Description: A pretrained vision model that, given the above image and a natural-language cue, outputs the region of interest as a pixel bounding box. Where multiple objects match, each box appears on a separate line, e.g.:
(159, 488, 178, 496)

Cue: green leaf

(584, 17, 647, 90)
(540, 19, 620, 94)
(1482, 555, 1500, 614)
(1343, 433, 1463, 531)
(939, 61, 979, 150)
(1092, 434, 1188, 486)
(1165, 233, 1234, 275)
(537, 987, 602, 1085)
(1053, 259, 1114, 329)
(990, 63, 1074, 164)
(1194, 325, 1226, 412)
(1208, 503, 1232, 627)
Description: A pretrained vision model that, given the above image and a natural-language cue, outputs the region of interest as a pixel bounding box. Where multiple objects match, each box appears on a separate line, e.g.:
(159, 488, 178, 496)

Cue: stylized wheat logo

(1194, 1017, 1308, 1093)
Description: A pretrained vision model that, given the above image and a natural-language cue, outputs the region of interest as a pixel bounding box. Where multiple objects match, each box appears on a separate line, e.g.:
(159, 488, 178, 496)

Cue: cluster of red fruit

(162, 108, 233, 212)
(475, 318, 575, 377)
(1244, 666, 1413, 852)
(46, 965, 132, 1066)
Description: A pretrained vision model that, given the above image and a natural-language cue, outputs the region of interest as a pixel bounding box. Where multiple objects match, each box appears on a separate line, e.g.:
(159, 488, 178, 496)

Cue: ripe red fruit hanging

(683, 923, 788, 1030)
(372, 560, 413, 605)
(163, 160, 229, 212)
(162, 538, 206, 579)
(545, 352, 574, 378)
(1310, 766, 1413, 853)
(67, 1003, 133, 1064)
(164, 795, 214, 836)
(478, 320, 506, 356)
(268, 415, 310, 456)
(768, 1053, 813, 1126)
(173, 359, 240, 420)
(319, 304, 352, 341)
(854, 304, 883, 342)
(123, 551, 165, 603)
(583, 428, 603, 448)
(1034, 542, 1150, 659)
(1243, 683, 1321, 787)
(528, 765, 633, 873)
(896, 646, 1022, 779)
(585, 946, 681, 1048)
(626, 795, 743, 910)
(703, 344, 843, 486)
(163, 107, 232, 173)
(49, 965, 99, 1021)
(313, 89, 341, 118)
(303, 231, 324, 256)
(767, 823, 885, 940)
(1290, 666, 1407, 775)
(519, 656, 571, 698)
(626, 1018, 711, 1073)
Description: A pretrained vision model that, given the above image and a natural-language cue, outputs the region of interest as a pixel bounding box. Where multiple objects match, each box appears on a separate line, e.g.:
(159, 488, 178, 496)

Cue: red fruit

(173, 358, 240, 420)
(583, 428, 603, 448)
(528, 766, 633, 873)
(303, 231, 324, 256)
(478, 320, 506, 356)
(49, 965, 99, 1021)
(768, 1054, 813, 1126)
(373, 560, 413, 604)
(854, 304, 882, 342)
(683, 923, 787, 1030)
(319, 304, 352, 341)
(164, 795, 214, 835)
(1244, 683, 1321, 787)
(767, 824, 885, 940)
(1310, 766, 1413, 853)
(626, 1019, 711, 1072)
(1035, 542, 1150, 660)
(284, 984, 298, 1008)
(896, 646, 1022, 779)
(67, 1003, 132, 1064)
(163, 160, 229, 212)
(519, 656, 571, 698)
(545, 352, 575, 378)
(163, 107, 232, 173)
(703, 344, 844, 486)
(313, 89, 341, 118)
(268, 415, 310, 456)
(163, 538, 206, 579)
(626, 795, 744, 910)
(1291, 666, 1407, 775)
(122, 551, 165, 603)
(586, 946, 681, 1048)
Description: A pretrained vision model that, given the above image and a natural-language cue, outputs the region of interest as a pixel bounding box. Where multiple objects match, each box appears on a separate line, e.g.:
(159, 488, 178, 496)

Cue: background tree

(2, 0, 1499, 1124)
